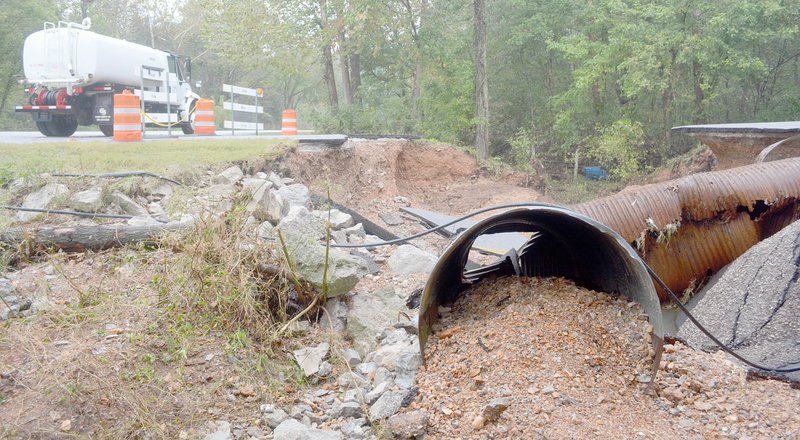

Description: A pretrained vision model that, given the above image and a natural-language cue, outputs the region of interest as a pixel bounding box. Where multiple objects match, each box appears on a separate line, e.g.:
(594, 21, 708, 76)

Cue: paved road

(672, 120, 800, 134)
(0, 130, 347, 144)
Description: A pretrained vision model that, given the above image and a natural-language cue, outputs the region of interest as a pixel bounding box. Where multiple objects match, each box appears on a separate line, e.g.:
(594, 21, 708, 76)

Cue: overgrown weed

(156, 195, 293, 351)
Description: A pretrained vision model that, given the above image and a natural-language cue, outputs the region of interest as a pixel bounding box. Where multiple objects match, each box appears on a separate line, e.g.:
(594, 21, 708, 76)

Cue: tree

(473, 0, 489, 160)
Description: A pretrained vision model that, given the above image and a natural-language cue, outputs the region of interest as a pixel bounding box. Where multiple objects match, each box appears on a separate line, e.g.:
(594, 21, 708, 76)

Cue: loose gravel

(406, 277, 800, 439)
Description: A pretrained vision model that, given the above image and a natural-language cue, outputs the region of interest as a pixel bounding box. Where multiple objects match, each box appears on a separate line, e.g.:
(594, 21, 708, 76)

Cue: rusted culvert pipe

(419, 205, 665, 376)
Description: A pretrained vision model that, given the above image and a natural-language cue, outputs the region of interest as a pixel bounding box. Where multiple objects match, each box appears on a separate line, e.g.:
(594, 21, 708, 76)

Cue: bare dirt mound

(643, 147, 718, 184)
(285, 139, 546, 217)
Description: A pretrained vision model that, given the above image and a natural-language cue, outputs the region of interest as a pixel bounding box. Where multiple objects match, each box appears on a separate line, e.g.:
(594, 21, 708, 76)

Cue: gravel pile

(405, 277, 800, 439)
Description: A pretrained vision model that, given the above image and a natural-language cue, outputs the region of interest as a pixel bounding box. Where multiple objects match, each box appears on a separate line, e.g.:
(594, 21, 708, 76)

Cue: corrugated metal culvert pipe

(419, 205, 666, 374)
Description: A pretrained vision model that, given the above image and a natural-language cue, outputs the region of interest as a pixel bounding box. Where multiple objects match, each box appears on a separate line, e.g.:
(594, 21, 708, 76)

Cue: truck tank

(23, 26, 169, 89)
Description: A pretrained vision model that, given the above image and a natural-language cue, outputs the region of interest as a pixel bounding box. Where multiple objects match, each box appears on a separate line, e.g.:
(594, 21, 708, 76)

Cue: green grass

(545, 176, 627, 205)
(0, 138, 287, 176)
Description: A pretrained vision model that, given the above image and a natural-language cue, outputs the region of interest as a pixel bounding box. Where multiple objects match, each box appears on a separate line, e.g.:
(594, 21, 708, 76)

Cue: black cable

(1, 205, 133, 220)
(646, 265, 800, 373)
(332, 201, 800, 374)
(331, 202, 556, 248)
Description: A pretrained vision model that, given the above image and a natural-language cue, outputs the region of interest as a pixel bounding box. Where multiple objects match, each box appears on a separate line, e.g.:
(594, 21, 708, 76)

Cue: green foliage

(6, 0, 800, 177)
(587, 119, 646, 179)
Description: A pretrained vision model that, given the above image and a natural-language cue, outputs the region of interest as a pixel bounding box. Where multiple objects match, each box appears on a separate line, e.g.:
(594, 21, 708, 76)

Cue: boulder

(242, 178, 272, 218)
(293, 342, 330, 377)
(369, 338, 422, 389)
(368, 391, 404, 420)
(214, 166, 244, 184)
(17, 183, 69, 221)
(69, 189, 103, 212)
(0, 278, 13, 296)
(312, 209, 354, 230)
(279, 206, 327, 240)
(257, 221, 277, 240)
(388, 245, 437, 274)
(112, 191, 148, 216)
(272, 419, 342, 440)
(320, 296, 347, 332)
(282, 232, 368, 297)
(262, 407, 289, 429)
(275, 184, 311, 213)
(268, 172, 285, 189)
(256, 190, 284, 223)
(346, 288, 407, 354)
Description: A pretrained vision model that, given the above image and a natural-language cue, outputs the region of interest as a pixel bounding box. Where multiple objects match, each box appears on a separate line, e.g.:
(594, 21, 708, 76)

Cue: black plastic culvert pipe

(419, 205, 665, 378)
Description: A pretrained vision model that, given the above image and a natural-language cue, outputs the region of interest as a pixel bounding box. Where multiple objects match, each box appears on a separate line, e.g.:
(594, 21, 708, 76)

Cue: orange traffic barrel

(281, 109, 298, 135)
(113, 90, 142, 141)
(194, 99, 216, 135)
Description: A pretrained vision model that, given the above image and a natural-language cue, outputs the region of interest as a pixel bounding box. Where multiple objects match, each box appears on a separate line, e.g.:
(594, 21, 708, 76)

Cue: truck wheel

(181, 99, 198, 135)
(47, 116, 78, 137)
(99, 125, 113, 137)
(36, 121, 54, 137)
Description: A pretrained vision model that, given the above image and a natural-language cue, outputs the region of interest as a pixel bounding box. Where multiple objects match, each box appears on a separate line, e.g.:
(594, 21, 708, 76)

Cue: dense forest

(3, 0, 800, 176)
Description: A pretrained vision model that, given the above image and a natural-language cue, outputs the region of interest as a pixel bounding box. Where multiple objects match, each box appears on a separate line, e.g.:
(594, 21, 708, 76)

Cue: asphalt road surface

(0, 130, 346, 144)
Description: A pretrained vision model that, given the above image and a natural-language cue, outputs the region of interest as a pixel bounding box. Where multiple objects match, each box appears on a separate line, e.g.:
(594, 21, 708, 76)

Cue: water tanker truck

(15, 18, 200, 137)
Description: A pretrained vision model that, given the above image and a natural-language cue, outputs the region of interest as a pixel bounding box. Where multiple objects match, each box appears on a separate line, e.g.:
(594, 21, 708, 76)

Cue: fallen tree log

(0, 222, 190, 253)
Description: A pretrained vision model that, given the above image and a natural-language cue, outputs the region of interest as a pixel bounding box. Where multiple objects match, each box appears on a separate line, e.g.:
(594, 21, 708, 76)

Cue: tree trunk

(692, 59, 706, 124)
(339, 33, 353, 106)
(1, 222, 191, 254)
(349, 53, 361, 102)
(0, 71, 17, 115)
(473, 0, 489, 161)
(319, 0, 338, 108)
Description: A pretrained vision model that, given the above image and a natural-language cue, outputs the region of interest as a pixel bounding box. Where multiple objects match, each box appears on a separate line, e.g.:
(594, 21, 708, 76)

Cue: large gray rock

(1, 278, 14, 296)
(256, 189, 285, 223)
(0, 278, 31, 321)
(282, 232, 368, 297)
(293, 342, 330, 377)
(70, 189, 103, 213)
(312, 209, 354, 230)
(388, 245, 438, 274)
(111, 191, 148, 216)
(214, 166, 244, 184)
(17, 183, 69, 221)
(272, 419, 342, 440)
(279, 206, 327, 240)
(346, 288, 407, 354)
(242, 178, 272, 218)
(320, 296, 347, 332)
(262, 407, 289, 429)
(677, 219, 800, 381)
(268, 172, 285, 189)
(369, 334, 422, 388)
(368, 391, 404, 420)
(276, 184, 311, 212)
